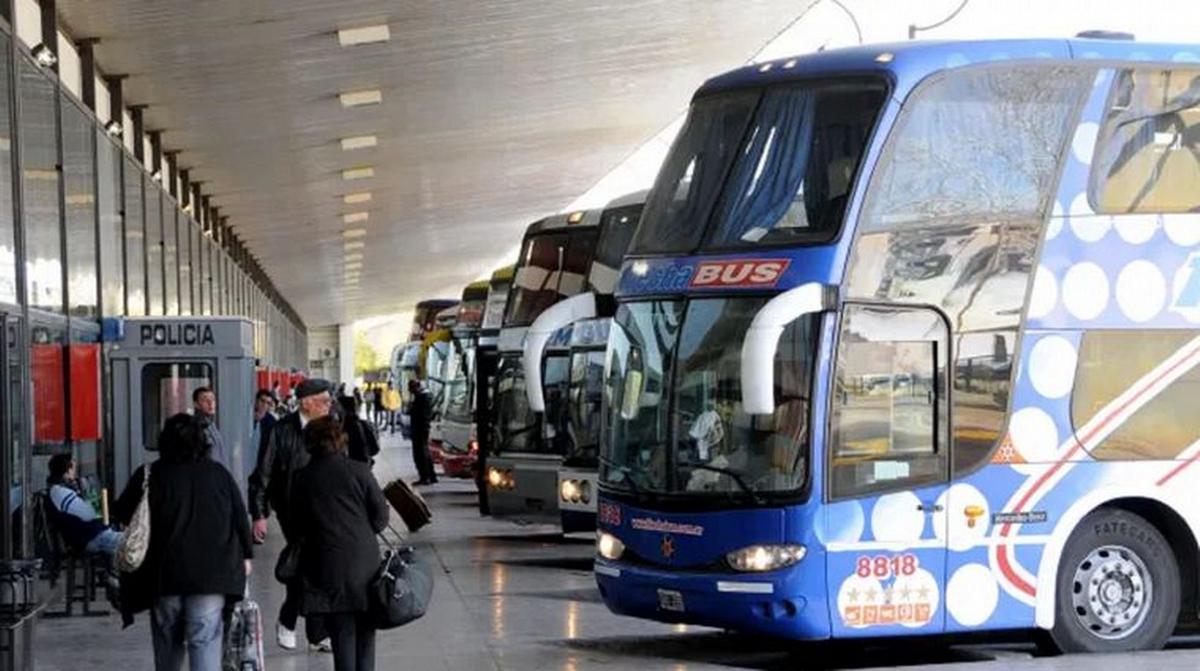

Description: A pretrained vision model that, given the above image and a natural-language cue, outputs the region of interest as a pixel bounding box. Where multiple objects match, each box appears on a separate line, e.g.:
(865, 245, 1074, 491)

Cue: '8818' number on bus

(855, 554, 918, 579)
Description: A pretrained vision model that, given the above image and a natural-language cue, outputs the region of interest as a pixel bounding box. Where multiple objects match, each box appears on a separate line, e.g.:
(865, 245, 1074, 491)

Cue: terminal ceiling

(54, 0, 815, 326)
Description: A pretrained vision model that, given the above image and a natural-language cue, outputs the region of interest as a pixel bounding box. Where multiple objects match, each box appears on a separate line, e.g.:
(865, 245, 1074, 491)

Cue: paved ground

(31, 430, 1200, 670)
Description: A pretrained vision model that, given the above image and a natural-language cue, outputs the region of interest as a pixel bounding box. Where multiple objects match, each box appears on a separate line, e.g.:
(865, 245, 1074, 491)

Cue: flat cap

(295, 378, 332, 399)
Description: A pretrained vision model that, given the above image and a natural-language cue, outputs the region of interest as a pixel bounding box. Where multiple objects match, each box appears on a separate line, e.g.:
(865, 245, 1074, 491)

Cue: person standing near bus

(408, 379, 437, 486)
(382, 382, 402, 434)
(193, 387, 227, 467)
(248, 378, 334, 653)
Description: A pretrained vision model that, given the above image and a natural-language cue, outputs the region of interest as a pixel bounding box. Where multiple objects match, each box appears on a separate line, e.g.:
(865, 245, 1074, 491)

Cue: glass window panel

(1074, 331, 1200, 460)
(141, 362, 212, 451)
(63, 100, 97, 319)
(631, 92, 758, 254)
(20, 58, 62, 312)
(177, 213, 190, 315)
(0, 35, 15, 305)
(96, 132, 122, 316)
(1093, 69, 1200, 213)
(144, 178, 163, 315)
(830, 305, 949, 499)
(162, 199, 178, 315)
(123, 155, 145, 316)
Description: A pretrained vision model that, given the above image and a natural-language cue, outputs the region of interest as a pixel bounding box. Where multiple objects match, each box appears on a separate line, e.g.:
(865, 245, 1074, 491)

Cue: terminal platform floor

(34, 430, 1200, 670)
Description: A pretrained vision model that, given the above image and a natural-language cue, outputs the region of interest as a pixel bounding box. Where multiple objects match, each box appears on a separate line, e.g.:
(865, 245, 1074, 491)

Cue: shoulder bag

(115, 463, 151, 573)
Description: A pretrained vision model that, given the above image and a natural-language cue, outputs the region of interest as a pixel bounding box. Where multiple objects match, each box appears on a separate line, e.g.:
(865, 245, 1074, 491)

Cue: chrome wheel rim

(1070, 544, 1152, 640)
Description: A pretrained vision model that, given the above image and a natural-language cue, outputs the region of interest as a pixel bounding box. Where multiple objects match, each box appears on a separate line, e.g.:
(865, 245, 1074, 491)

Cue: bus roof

(414, 298, 459, 310)
(489, 264, 515, 284)
(524, 207, 604, 237)
(696, 37, 1200, 102)
(461, 279, 490, 303)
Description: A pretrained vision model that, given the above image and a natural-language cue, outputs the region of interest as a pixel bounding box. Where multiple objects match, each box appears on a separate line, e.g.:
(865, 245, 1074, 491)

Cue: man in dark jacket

(408, 379, 438, 485)
(247, 378, 334, 652)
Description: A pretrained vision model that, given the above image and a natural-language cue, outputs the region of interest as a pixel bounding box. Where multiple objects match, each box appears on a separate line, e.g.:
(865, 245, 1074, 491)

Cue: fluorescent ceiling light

(343, 212, 369, 224)
(345, 262, 363, 270)
(343, 192, 372, 205)
(344, 253, 363, 262)
(339, 89, 382, 108)
(344, 241, 365, 250)
(341, 135, 378, 151)
(343, 228, 367, 238)
(337, 24, 390, 47)
(342, 166, 375, 181)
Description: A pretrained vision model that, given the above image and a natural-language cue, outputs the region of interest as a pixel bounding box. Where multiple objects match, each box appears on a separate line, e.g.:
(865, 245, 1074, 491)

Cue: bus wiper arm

(599, 455, 645, 496)
(680, 461, 765, 505)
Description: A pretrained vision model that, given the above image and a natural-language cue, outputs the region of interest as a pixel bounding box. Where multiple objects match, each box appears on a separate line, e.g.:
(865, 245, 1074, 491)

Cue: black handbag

(274, 542, 301, 583)
(369, 540, 434, 630)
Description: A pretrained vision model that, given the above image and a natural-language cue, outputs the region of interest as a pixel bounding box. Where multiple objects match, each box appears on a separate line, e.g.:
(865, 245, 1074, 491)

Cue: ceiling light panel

(344, 241, 365, 250)
(344, 262, 363, 271)
(339, 89, 382, 107)
(341, 135, 378, 151)
(337, 24, 390, 47)
(343, 228, 367, 238)
(342, 167, 375, 180)
(343, 212, 369, 224)
(343, 192, 372, 205)
(344, 253, 363, 262)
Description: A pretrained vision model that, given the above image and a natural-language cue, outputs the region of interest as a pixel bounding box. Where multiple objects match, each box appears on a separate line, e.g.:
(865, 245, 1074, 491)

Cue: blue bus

(594, 36, 1200, 653)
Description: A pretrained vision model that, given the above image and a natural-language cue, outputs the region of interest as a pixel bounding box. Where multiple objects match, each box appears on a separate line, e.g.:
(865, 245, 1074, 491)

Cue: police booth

(104, 317, 257, 488)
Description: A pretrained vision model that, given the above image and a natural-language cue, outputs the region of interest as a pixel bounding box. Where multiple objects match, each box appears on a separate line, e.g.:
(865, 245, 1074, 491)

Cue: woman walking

(291, 415, 390, 671)
(114, 413, 253, 671)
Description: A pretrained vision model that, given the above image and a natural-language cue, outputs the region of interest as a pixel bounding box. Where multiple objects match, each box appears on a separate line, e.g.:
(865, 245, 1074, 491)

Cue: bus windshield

(565, 348, 606, 467)
(443, 336, 475, 423)
(504, 229, 600, 328)
(631, 80, 886, 254)
(493, 354, 541, 454)
(602, 298, 817, 500)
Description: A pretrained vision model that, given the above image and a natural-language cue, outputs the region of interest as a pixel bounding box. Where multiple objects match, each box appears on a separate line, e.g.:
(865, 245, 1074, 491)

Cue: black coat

(410, 389, 434, 438)
(290, 453, 389, 614)
(344, 415, 380, 464)
(248, 411, 309, 529)
(114, 459, 252, 625)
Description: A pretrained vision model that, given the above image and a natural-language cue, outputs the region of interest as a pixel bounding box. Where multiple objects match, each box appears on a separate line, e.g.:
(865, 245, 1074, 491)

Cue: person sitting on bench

(46, 453, 122, 558)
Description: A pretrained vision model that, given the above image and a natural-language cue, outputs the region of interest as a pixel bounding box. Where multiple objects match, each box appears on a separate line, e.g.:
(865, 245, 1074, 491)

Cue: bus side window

(1092, 68, 1200, 214)
(830, 304, 949, 499)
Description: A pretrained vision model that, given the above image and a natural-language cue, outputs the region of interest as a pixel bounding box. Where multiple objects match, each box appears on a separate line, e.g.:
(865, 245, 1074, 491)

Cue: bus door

(826, 303, 951, 636)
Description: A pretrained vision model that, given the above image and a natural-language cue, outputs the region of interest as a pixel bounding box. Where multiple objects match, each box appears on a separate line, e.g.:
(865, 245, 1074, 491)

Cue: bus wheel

(1050, 508, 1179, 653)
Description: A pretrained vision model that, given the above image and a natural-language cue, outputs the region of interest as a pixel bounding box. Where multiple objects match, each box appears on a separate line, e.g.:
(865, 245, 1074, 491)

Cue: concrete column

(338, 323, 355, 387)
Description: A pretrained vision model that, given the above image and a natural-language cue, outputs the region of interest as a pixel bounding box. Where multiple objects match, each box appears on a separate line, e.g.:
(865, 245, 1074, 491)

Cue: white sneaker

(309, 638, 333, 653)
(276, 623, 297, 650)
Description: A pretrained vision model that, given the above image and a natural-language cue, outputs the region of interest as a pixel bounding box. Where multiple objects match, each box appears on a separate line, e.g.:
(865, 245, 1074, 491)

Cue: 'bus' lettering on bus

(689, 259, 789, 288)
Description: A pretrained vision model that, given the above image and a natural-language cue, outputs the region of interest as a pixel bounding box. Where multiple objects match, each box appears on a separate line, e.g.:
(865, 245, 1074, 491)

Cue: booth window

(141, 363, 213, 450)
(20, 57, 62, 313)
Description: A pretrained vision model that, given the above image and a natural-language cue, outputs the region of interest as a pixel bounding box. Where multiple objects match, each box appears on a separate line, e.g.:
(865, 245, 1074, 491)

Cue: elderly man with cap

(248, 377, 334, 653)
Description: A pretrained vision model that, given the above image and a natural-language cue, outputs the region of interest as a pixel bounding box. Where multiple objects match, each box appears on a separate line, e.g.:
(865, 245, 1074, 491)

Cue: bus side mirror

(741, 283, 835, 415)
(523, 293, 596, 413)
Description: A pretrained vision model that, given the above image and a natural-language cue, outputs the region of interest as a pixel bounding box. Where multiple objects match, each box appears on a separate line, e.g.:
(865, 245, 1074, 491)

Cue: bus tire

(1049, 507, 1179, 653)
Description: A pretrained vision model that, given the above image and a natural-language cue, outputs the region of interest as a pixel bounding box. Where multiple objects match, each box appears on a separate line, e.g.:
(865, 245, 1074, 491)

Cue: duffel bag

(370, 543, 434, 630)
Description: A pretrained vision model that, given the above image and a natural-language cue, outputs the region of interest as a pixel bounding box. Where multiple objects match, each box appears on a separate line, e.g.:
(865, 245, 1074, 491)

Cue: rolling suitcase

(224, 591, 265, 671)
(383, 478, 432, 532)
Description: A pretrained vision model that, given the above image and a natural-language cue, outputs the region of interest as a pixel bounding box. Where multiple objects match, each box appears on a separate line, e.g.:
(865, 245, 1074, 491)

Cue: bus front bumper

(593, 559, 830, 640)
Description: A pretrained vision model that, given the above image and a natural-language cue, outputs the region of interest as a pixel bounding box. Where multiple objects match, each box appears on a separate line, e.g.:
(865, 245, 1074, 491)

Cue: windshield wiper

(679, 460, 766, 505)
(599, 455, 646, 497)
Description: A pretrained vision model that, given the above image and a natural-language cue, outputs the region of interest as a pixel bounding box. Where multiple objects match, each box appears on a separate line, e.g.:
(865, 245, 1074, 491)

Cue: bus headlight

(560, 479, 581, 503)
(597, 531, 625, 561)
(726, 544, 806, 572)
(487, 467, 515, 490)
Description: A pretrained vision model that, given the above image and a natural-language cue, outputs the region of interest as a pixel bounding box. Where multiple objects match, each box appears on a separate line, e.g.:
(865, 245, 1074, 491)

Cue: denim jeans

(85, 528, 122, 557)
(151, 594, 226, 671)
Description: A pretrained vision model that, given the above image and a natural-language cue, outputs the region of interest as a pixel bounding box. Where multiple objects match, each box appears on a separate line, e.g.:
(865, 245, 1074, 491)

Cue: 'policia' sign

(139, 322, 217, 346)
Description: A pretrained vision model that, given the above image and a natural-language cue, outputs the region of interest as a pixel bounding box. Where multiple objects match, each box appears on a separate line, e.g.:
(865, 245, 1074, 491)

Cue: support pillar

(338, 323, 355, 388)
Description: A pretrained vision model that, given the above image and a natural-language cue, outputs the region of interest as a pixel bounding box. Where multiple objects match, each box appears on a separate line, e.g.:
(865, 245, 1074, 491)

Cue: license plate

(657, 588, 685, 612)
